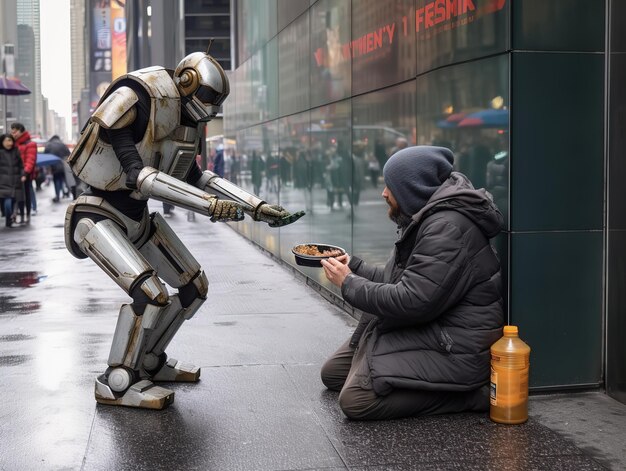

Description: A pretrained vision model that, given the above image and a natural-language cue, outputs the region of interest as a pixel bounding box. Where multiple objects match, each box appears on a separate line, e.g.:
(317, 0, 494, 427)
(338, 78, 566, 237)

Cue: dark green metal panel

(511, 231, 603, 388)
(512, 0, 605, 52)
(511, 52, 604, 232)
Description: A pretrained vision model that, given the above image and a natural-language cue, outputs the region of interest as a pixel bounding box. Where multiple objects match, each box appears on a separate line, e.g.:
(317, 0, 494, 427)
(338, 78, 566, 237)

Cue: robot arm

(136, 167, 244, 222)
(195, 170, 305, 227)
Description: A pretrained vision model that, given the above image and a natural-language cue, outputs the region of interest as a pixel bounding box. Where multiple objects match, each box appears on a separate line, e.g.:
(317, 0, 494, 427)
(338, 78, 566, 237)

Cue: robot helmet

(174, 51, 230, 122)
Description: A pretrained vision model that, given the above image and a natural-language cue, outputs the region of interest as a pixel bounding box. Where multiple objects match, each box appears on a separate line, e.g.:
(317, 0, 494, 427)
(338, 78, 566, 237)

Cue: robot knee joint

(131, 274, 169, 307)
(179, 271, 208, 308)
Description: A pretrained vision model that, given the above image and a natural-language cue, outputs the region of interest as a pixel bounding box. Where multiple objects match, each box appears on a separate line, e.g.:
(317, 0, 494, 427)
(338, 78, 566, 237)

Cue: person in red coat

(10, 122, 37, 223)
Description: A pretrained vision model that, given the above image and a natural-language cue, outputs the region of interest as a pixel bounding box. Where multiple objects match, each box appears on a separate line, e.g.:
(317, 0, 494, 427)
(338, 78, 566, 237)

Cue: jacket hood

(410, 172, 503, 238)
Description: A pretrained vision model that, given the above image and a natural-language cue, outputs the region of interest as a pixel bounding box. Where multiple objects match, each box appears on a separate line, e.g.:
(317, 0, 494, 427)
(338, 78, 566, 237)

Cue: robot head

(174, 52, 230, 122)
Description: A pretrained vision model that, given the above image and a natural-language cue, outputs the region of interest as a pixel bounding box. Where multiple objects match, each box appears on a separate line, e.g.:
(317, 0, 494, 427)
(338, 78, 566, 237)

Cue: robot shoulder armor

(91, 86, 139, 130)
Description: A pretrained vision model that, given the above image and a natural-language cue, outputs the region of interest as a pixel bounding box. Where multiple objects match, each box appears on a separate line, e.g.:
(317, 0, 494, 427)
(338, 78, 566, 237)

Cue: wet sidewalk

(0, 186, 624, 470)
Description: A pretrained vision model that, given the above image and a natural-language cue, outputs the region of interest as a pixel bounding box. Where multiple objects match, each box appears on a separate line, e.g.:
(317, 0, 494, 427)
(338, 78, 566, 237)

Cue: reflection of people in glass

(389, 137, 408, 156)
(324, 144, 343, 210)
(294, 150, 314, 213)
(370, 138, 386, 188)
(456, 135, 491, 191)
(486, 150, 508, 224)
(350, 140, 367, 207)
(228, 151, 240, 185)
(250, 150, 263, 196)
(265, 152, 279, 194)
(319, 146, 504, 420)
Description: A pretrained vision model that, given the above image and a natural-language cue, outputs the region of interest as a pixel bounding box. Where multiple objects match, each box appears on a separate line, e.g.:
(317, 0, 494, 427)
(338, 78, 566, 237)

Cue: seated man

(320, 145, 504, 420)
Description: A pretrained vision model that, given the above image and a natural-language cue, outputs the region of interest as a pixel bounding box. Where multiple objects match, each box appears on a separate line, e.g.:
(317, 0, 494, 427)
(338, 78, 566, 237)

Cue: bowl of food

(292, 243, 346, 267)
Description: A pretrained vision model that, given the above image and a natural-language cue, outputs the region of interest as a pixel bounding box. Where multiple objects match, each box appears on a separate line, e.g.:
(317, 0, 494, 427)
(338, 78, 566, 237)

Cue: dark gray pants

(320, 338, 489, 421)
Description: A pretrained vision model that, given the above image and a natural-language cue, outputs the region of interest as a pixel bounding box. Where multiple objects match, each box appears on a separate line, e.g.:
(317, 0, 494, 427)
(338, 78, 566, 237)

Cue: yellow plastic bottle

(490, 325, 531, 424)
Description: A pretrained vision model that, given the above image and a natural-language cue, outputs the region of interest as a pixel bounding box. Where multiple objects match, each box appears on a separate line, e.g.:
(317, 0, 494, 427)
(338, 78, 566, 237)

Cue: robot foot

(95, 375, 175, 410)
(150, 357, 201, 382)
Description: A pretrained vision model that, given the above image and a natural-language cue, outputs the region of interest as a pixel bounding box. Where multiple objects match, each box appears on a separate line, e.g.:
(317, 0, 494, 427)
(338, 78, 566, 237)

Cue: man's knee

(338, 386, 379, 420)
(320, 359, 345, 392)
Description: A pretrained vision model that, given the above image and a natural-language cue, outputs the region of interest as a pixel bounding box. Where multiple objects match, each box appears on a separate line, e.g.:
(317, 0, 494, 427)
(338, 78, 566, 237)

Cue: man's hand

(208, 198, 245, 222)
(321, 256, 352, 288)
(254, 204, 305, 227)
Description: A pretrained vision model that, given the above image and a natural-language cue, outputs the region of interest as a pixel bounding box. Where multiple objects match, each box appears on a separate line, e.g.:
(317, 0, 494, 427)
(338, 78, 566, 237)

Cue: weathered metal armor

(64, 52, 303, 410)
(68, 66, 198, 194)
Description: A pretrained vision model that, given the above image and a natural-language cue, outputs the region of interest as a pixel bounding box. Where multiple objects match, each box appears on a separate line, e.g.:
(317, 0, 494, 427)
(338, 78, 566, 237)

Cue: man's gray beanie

(383, 145, 455, 216)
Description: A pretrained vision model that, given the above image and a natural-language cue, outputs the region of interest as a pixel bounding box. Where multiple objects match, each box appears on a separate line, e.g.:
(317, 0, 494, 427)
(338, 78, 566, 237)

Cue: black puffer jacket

(0, 147, 24, 199)
(341, 172, 504, 396)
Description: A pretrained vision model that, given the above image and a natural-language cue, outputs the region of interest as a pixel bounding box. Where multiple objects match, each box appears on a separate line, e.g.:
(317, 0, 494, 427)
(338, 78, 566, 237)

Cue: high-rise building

(184, 0, 231, 70)
(16, 0, 42, 136)
(0, 0, 18, 134)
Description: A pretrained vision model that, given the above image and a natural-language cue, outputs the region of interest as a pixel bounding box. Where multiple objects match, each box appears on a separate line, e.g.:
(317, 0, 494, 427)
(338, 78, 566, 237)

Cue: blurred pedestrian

(10, 123, 37, 223)
(213, 144, 225, 177)
(320, 146, 504, 420)
(0, 134, 25, 228)
(62, 160, 78, 199)
(44, 135, 71, 202)
(229, 152, 240, 185)
(389, 136, 408, 157)
(250, 150, 263, 196)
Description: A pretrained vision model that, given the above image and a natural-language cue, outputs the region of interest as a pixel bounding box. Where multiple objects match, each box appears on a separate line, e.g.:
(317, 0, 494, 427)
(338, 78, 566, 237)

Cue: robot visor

(195, 84, 226, 107)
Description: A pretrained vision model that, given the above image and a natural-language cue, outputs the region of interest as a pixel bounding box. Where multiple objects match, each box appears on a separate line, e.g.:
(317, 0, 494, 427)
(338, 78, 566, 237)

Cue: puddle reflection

(36, 331, 74, 391)
(0, 334, 34, 342)
(0, 271, 47, 288)
(0, 354, 32, 366)
(0, 296, 41, 314)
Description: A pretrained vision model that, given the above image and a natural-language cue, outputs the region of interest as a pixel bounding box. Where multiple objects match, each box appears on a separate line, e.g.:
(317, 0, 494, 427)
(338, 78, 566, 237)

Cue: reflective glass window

(278, 0, 309, 32)
(416, 54, 509, 227)
(276, 111, 316, 271)
(251, 38, 278, 123)
(278, 12, 310, 117)
(310, 0, 351, 108)
(223, 70, 236, 136)
(239, 58, 254, 130)
(233, 121, 280, 255)
(306, 100, 352, 296)
(352, 81, 416, 265)
(237, 0, 277, 63)
(351, 0, 416, 95)
(415, 0, 508, 74)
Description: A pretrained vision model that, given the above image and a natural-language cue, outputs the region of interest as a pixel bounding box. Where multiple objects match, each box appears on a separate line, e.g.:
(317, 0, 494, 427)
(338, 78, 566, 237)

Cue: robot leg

(138, 212, 208, 382)
(74, 217, 174, 409)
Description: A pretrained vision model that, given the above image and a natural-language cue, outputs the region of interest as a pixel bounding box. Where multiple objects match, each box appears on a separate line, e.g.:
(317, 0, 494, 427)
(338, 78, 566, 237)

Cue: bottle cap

(503, 325, 518, 336)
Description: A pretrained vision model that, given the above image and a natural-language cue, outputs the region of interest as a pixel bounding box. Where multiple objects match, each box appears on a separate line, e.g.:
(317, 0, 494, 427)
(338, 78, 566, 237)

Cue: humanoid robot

(65, 51, 304, 409)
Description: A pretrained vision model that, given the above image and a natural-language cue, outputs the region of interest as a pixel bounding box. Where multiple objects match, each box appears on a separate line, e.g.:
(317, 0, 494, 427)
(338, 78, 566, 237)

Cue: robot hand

(208, 198, 245, 222)
(254, 204, 305, 227)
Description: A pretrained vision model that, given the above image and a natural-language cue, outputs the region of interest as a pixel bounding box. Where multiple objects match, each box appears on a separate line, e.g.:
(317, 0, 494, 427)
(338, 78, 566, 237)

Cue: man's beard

(387, 203, 412, 228)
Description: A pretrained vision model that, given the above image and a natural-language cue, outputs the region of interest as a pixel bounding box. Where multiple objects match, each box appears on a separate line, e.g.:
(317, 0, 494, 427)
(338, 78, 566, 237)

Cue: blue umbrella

(458, 109, 508, 128)
(36, 153, 62, 166)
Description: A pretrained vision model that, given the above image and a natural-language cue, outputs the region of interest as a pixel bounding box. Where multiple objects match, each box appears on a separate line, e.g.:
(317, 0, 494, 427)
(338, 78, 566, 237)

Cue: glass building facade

(223, 0, 626, 402)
